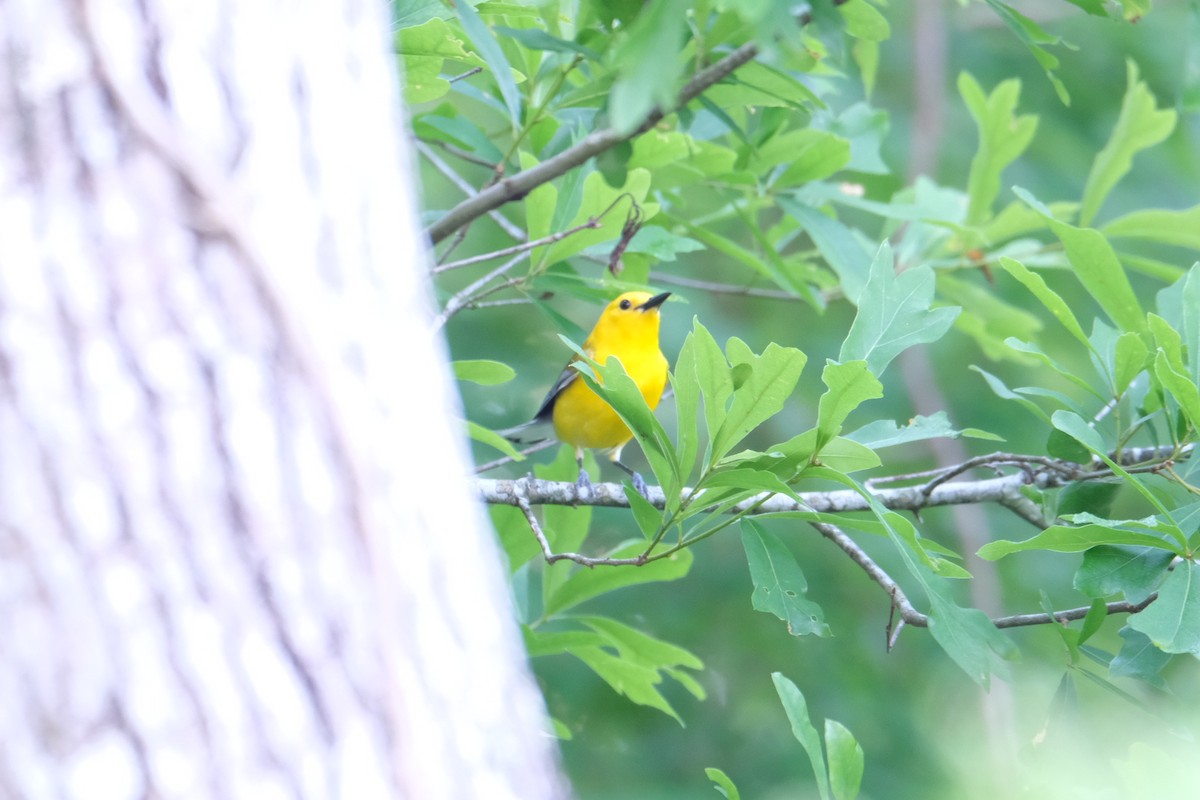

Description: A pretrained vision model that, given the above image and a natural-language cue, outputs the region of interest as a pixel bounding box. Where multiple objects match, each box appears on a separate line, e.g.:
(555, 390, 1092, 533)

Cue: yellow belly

(552, 353, 667, 451)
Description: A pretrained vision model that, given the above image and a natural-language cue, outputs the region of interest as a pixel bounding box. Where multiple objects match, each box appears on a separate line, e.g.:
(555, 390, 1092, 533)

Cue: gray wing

(531, 360, 580, 423)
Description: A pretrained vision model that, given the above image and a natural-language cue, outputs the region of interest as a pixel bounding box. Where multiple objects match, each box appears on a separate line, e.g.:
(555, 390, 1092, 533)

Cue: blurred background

(424, 1, 1200, 796)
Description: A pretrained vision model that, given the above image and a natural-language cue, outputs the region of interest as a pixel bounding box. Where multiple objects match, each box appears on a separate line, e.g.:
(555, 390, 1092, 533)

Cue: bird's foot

(575, 468, 594, 503)
(631, 471, 649, 499)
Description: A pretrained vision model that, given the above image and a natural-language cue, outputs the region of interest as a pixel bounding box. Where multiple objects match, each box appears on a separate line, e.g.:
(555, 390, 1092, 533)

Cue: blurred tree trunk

(0, 1, 566, 798)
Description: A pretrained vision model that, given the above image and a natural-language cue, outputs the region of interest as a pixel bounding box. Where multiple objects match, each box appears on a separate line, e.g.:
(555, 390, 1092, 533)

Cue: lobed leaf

(979, 525, 1184, 560)
(959, 73, 1038, 225)
(711, 341, 807, 460)
(1080, 61, 1176, 227)
(815, 361, 884, 453)
(839, 243, 961, 376)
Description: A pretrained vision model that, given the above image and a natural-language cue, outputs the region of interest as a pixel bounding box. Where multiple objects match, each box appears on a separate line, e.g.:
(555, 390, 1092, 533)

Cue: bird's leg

(574, 447, 593, 499)
(610, 445, 649, 499)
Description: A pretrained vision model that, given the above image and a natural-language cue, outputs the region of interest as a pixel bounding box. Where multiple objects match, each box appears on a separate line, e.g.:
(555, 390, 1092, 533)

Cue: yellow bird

(512, 291, 670, 494)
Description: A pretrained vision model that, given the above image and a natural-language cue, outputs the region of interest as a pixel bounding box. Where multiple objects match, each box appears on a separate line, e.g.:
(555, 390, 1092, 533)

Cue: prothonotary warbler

(509, 290, 670, 495)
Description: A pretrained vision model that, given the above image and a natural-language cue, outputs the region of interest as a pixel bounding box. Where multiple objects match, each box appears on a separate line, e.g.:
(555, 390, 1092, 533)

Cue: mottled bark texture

(0, 1, 565, 797)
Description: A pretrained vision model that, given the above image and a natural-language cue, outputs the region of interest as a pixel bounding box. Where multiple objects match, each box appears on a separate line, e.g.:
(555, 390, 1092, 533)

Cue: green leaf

(815, 361, 883, 452)
(539, 170, 657, 266)
(705, 61, 821, 110)
(741, 520, 830, 637)
(825, 719, 864, 800)
(1078, 598, 1109, 645)
(939, 272, 1044, 363)
(702, 468, 801, 501)
(1052, 410, 1187, 541)
(570, 342, 680, 492)
(682, 319, 733, 460)
(1113, 331, 1150, 396)
(397, 17, 493, 103)
(846, 412, 994, 449)
(778, 196, 873, 303)
(839, 243, 961, 376)
(539, 448, 594, 607)
(665, 212, 818, 304)
(490, 504, 541, 573)
(543, 540, 693, 617)
(980, 525, 1183, 561)
(998, 257, 1092, 348)
(494, 25, 600, 60)
(452, 359, 517, 385)
(466, 420, 526, 459)
(1002, 338, 1105, 401)
(1080, 61, 1176, 227)
(455, 0, 523, 128)
(1127, 561, 1200, 654)
(1103, 204, 1200, 250)
(570, 645, 682, 721)
(1154, 350, 1200, 430)
(971, 366, 1053, 424)
(748, 129, 851, 188)
(926, 593, 1016, 688)
(627, 483, 665, 540)
(1186, 0, 1200, 110)
(710, 341, 807, 460)
(671, 325, 703, 481)
(1046, 427, 1092, 463)
(1074, 546, 1174, 603)
(705, 768, 741, 800)
(959, 73, 1038, 225)
(580, 615, 703, 671)
(1014, 188, 1146, 333)
(1110, 627, 1172, 685)
(609, 0, 689, 134)
(982, 0, 1070, 104)
(814, 436, 883, 473)
(839, 0, 890, 41)
(772, 673, 831, 800)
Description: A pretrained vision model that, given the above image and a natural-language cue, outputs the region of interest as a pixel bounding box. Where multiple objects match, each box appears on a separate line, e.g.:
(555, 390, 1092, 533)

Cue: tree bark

(0, 1, 566, 797)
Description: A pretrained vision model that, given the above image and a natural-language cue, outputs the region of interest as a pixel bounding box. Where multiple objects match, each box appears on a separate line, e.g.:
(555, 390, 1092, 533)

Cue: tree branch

(425, 41, 761, 243)
(484, 446, 1189, 639)
(480, 446, 1190, 514)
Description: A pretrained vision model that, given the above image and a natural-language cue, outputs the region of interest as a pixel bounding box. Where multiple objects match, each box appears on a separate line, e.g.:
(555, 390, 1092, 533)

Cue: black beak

(638, 292, 671, 311)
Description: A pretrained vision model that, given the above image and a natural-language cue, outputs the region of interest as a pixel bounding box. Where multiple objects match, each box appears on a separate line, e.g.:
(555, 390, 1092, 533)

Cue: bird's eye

(619, 298, 632, 310)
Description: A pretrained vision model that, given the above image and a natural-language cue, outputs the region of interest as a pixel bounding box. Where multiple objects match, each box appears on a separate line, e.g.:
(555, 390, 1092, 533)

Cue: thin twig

(514, 478, 647, 566)
(991, 595, 1157, 628)
(468, 297, 535, 310)
(475, 439, 557, 474)
(415, 141, 526, 242)
(434, 216, 605, 274)
(449, 66, 483, 83)
(423, 139, 498, 169)
(653, 273, 809, 301)
(433, 252, 531, 330)
(426, 41, 762, 242)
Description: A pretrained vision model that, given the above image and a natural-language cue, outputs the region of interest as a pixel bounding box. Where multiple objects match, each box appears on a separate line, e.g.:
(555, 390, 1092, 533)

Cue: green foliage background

(403, 1, 1200, 797)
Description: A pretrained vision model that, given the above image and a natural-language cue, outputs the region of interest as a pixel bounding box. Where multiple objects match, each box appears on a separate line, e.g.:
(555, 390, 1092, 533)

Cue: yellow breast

(552, 333, 668, 451)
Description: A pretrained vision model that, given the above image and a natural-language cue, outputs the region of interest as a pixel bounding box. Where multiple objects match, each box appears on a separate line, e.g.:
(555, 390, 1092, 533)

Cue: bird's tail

(496, 418, 555, 445)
